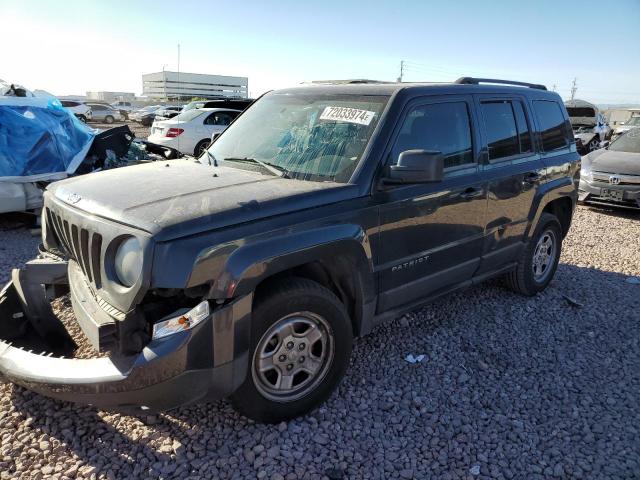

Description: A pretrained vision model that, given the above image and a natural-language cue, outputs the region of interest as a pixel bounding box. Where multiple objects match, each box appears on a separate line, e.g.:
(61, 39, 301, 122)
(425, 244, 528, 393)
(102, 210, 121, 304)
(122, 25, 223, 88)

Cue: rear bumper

(579, 178, 640, 209)
(0, 259, 252, 414)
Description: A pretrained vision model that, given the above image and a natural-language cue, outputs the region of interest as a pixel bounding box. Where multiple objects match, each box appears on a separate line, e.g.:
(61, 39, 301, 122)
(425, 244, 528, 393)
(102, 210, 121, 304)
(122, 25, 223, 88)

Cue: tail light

(166, 128, 184, 138)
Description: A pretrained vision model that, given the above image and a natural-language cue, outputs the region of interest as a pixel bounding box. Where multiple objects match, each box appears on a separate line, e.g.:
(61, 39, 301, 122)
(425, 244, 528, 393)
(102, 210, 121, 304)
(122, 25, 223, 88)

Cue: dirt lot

(0, 205, 639, 479)
(88, 120, 150, 140)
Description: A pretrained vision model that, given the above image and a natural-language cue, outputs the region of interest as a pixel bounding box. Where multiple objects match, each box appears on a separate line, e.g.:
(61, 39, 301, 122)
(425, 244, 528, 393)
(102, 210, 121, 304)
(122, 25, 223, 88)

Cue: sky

(1, 0, 638, 104)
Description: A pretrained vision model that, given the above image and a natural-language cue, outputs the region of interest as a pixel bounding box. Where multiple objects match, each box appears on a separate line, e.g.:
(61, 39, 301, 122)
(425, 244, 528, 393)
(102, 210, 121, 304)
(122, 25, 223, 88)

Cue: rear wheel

(194, 139, 210, 156)
(230, 277, 353, 423)
(504, 213, 562, 296)
(105, 115, 114, 124)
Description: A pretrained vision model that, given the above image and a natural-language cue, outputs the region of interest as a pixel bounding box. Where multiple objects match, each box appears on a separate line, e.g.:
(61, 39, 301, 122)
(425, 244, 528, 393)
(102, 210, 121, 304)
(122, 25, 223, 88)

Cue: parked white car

(147, 108, 241, 156)
(60, 100, 92, 122)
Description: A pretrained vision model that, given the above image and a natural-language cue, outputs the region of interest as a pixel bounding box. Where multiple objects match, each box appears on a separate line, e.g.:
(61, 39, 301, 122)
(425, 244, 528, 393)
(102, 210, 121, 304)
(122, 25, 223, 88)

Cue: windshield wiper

(224, 157, 289, 178)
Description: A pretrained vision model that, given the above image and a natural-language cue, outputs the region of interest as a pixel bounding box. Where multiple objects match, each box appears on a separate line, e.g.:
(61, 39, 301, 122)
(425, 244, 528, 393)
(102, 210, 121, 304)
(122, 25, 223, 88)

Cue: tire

(194, 139, 210, 156)
(230, 277, 353, 423)
(505, 213, 562, 296)
(78, 115, 87, 123)
(587, 137, 600, 152)
(105, 115, 114, 124)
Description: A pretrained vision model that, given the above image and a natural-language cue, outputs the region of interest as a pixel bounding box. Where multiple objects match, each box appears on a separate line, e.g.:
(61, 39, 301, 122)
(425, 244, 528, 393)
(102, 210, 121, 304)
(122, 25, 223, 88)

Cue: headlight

(114, 237, 143, 287)
(152, 301, 210, 340)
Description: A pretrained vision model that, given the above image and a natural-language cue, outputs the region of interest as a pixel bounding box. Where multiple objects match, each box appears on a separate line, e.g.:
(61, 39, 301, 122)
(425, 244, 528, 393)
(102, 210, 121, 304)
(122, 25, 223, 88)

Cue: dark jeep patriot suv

(0, 78, 579, 422)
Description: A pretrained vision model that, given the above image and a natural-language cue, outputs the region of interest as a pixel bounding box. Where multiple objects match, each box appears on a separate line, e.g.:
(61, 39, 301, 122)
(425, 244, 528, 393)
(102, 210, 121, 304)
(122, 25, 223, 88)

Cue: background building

(86, 91, 136, 102)
(142, 71, 248, 100)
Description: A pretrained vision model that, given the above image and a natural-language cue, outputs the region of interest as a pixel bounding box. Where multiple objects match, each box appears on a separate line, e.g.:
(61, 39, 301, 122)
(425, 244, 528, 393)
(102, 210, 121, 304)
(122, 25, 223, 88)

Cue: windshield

(183, 101, 205, 112)
(206, 92, 389, 183)
(625, 117, 640, 127)
(609, 128, 640, 153)
(172, 110, 204, 122)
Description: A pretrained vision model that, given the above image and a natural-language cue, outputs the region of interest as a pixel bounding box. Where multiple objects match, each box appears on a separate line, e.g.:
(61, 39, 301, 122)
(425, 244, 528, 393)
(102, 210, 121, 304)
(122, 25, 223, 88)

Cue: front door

(375, 96, 487, 312)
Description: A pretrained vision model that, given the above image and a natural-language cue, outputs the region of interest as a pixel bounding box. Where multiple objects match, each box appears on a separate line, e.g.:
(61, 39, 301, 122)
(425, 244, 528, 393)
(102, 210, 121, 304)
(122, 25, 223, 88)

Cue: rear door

(376, 96, 487, 312)
(474, 95, 544, 274)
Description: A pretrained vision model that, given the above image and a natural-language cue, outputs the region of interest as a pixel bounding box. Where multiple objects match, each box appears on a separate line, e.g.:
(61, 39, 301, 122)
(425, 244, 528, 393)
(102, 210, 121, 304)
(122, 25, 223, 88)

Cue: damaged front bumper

(0, 258, 252, 413)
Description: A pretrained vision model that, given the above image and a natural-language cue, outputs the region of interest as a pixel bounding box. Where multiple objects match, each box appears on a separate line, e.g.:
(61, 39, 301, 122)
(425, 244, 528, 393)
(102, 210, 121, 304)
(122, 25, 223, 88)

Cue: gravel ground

(0, 205, 639, 479)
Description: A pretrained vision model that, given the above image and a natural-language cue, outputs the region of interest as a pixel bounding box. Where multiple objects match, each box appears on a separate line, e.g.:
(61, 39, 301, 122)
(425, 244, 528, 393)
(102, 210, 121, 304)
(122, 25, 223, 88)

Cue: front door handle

(523, 172, 542, 184)
(460, 187, 484, 200)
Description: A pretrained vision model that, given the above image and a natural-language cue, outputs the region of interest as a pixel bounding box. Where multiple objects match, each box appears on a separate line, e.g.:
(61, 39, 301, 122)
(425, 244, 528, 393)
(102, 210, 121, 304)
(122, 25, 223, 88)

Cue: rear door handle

(460, 187, 484, 200)
(523, 172, 542, 184)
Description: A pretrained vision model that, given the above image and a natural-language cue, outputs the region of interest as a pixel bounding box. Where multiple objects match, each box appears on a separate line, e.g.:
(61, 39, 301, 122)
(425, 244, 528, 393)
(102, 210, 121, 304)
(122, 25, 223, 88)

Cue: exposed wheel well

(254, 258, 362, 337)
(543, 197, 573, 237)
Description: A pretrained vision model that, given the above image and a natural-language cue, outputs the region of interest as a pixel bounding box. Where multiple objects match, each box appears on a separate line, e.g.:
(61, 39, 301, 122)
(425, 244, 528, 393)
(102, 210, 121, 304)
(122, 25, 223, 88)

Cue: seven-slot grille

(45, 207, 103, 287)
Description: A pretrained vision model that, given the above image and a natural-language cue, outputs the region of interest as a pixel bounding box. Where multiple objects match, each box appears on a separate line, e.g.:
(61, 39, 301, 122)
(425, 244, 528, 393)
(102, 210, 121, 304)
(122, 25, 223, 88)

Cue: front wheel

(104, 115, 114, 124)
(230, 277, 353, 423)
(504, 213, 562, 296)
(587, 137, 600, 152)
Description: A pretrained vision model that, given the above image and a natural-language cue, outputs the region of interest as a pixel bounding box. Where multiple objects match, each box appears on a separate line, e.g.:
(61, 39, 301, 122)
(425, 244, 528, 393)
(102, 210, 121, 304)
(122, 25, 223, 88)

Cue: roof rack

(455, 77, 547, 91)
(309, 79, 392, 85)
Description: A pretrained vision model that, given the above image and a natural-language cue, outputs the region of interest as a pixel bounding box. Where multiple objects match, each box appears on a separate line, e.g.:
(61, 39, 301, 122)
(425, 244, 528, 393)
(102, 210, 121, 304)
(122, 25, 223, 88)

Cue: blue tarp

(0, 97, 95, 182)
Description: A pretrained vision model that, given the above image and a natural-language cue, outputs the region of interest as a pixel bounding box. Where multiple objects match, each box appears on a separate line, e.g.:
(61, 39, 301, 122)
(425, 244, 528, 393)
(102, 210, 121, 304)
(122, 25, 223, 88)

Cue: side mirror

(386, 150, 444, 184)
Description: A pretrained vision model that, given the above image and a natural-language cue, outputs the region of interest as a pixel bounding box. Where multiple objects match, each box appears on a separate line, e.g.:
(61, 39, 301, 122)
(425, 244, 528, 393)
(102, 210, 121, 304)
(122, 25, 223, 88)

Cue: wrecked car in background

(565, 99, 611, 155)
(1, 88, 179, 214)
(0, 95, 95, 214)
(579, 127, 640, 210)
(612, 114, 640, 140)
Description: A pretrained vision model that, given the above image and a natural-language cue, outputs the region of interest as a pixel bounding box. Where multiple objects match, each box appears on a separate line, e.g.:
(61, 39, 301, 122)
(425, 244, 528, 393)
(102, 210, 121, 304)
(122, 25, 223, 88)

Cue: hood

(585, 149, 640, 176)
(570, 117, 596, 128)
(48, 160, 355, 240)
(574, 131, 596, 143)
(614, 125, 634, 134)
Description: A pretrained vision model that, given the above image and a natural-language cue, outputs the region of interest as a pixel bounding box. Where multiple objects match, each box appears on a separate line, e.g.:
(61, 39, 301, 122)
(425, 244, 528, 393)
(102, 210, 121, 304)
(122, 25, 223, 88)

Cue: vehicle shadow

(581, 203, 640, 220)
(8, 262, 640, 478)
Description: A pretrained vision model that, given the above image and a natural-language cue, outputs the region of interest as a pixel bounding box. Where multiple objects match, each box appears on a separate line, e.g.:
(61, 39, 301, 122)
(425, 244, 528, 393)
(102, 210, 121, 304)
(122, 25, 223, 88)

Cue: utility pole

(570, 77, 578, 100)
(397, 60, 405, 83)
(162, 64, 168, 101)
(177, 44, 181, 102)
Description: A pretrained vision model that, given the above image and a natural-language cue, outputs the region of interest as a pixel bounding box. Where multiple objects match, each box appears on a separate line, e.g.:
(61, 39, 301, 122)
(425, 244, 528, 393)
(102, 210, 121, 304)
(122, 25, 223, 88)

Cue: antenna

(570, 77, 578, 100)
(397, 60, 404, 83)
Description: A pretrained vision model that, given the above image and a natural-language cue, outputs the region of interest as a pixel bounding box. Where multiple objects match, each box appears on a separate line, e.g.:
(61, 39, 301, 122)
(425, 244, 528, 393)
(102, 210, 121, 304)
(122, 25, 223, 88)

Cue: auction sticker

(319, 106, 375, 126)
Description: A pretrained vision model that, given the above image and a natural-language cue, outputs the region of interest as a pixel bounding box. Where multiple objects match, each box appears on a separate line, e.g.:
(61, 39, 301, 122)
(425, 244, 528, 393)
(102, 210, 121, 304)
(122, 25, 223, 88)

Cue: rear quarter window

(533, 100, 572, 152)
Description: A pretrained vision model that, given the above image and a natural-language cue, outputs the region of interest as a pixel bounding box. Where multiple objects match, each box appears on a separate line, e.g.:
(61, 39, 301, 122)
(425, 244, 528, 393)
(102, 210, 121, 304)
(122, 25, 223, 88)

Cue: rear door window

(480, 100, 533, 161)
(533, 101, 571, 151)
(480, 101, 519, 160)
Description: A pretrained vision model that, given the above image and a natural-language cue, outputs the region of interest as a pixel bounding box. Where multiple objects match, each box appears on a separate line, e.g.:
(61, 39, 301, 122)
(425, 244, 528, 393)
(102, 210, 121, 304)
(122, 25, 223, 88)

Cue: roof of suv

(277, 78, 554, 98)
